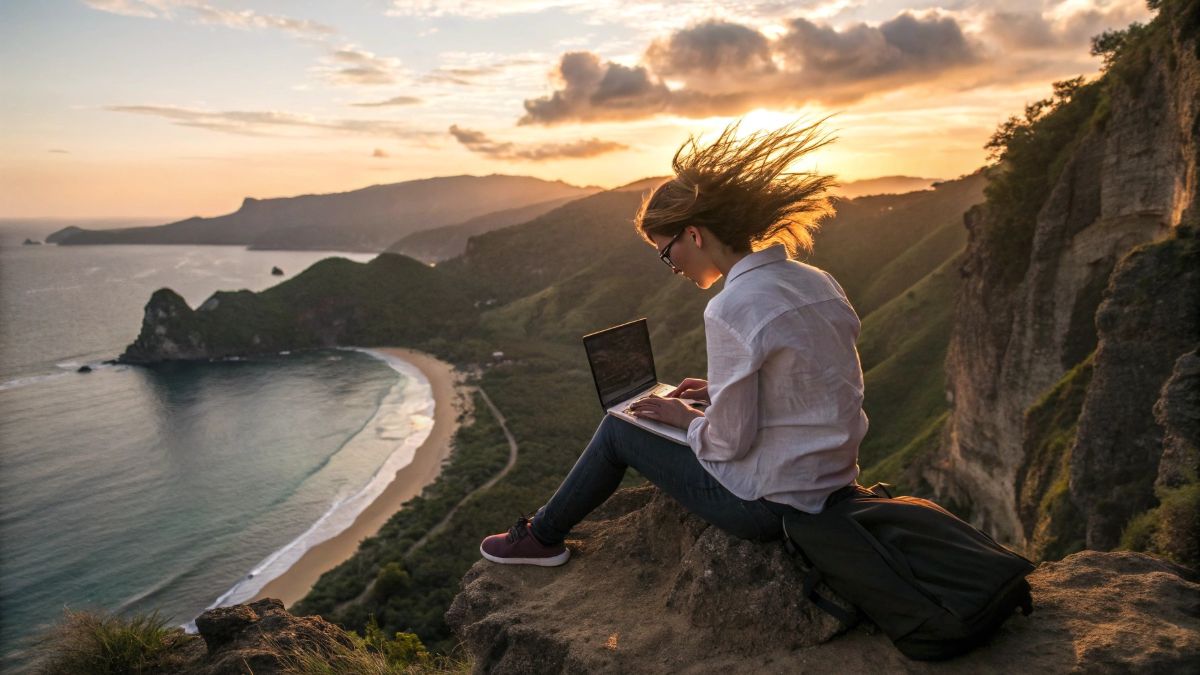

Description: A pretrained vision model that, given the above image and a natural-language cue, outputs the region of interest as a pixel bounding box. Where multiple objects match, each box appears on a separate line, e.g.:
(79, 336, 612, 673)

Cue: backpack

(781, 482, 1035, 661)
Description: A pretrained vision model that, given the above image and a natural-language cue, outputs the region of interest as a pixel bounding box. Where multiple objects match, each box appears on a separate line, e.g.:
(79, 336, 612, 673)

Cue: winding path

(334, 386, 518, 613)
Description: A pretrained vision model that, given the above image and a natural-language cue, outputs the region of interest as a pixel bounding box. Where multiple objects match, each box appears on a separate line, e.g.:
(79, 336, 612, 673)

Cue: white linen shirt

(685, 244, 867, 513)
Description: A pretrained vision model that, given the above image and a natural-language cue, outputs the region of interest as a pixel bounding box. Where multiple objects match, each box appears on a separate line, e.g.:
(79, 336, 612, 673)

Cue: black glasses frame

(658, 229, 684, 270)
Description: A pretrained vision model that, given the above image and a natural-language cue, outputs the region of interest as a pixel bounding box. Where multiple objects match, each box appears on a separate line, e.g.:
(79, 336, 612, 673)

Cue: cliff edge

(446, 485, 1199, 674)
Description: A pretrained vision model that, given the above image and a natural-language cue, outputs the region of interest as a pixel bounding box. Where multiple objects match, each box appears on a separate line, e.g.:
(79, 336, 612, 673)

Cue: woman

(479, 119, 869, 566)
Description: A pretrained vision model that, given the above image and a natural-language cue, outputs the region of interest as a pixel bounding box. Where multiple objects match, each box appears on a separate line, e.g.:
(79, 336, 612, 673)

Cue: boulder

(448, 486, 1200, 673)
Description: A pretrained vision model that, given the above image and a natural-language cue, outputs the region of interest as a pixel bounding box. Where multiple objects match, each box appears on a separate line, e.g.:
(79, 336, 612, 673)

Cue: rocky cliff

(932, 0, 1199, 553)
(446, 485, 1199, 674)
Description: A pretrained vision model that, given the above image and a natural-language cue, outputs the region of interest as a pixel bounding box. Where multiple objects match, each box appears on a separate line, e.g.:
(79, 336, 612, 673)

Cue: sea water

(0, 239, 434, 668)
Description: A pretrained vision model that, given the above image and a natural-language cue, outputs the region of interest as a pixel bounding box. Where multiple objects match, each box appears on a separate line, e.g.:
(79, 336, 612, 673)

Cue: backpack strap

(782, 517, 857, 627)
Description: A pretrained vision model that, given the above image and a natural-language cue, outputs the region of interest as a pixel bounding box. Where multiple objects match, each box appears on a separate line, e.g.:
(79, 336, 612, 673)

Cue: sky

(0, 0, 1153, 219)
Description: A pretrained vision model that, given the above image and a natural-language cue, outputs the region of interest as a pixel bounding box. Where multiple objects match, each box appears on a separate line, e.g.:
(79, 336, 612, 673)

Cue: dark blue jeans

(530, 415, 793, 545)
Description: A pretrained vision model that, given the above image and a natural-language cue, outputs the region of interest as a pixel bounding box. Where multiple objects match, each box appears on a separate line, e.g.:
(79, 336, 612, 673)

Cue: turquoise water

(0, 242, 432, 668)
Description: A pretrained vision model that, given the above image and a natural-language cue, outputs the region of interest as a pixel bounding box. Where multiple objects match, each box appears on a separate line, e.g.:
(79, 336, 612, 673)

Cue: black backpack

(781, 482, 1035, 661)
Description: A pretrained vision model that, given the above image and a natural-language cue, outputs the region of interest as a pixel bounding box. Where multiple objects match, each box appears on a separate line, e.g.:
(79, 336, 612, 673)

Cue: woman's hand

(629, 394, 704, 430)
(666, 377, 709, 403)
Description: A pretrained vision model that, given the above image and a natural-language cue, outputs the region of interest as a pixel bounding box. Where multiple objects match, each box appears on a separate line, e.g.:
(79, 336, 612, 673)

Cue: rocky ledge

(447, 485, 1199, 673)
(89, 597, 356, 674)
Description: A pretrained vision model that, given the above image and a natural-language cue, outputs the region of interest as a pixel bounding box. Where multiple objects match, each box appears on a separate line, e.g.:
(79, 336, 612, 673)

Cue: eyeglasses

(658, 229, 684, 271)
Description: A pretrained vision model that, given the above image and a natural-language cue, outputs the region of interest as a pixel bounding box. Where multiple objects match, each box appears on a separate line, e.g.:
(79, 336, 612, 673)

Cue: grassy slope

(855, 254, 962, 470)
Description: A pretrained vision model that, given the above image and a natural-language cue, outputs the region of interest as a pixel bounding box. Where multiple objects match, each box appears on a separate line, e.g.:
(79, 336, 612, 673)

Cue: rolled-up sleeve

(687, 313, 761, 462)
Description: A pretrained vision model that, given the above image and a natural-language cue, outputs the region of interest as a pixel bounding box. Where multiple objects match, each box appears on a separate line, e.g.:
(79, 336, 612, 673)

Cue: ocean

(0, 237, 435, 668)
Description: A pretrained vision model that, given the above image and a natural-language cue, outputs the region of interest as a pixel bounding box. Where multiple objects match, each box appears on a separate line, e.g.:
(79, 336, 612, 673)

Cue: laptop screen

(583, 318, 658, 410)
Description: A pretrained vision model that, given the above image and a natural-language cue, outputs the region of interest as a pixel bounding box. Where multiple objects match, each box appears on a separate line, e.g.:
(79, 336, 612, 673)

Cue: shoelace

(505, 514, 533, 544)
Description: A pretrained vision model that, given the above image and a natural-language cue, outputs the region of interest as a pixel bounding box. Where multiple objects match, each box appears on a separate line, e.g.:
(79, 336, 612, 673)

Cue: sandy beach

(250, 347, 469, 608)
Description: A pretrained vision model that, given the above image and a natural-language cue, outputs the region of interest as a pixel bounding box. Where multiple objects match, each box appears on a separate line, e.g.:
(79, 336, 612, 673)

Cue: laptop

(582, 318, 704, 445)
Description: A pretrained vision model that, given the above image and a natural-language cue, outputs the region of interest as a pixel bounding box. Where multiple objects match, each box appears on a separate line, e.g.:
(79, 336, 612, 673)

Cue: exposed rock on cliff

(447, 486, 1200, 674)
(1070, 234, 1200, 549)
(934, 1, 1199, 549)
(446, 485, 849, 673)
(188, 598, 355, 674)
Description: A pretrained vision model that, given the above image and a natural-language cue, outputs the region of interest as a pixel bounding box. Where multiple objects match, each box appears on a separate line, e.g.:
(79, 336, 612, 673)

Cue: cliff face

(447, 486, 1200, 674)
(933, 4, 1199, 549)
(1070, 235, 1200, 549)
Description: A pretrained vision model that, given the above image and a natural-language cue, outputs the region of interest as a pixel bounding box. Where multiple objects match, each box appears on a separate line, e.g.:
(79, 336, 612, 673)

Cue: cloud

(778, 12, 977, 82)
(317, 46, 404, 86)
(448, 124, 627, 161)
(187, 6, 336, 37)
(521, 12, 983, 124)
(983, 2, 1150, 51)
(106, 104, 435, 140)
(352, 95, 422, 107)
(644, 20, 777, 90)
(520, 51, 670, 124)
(386, 0, 591, 20)
(82, 0, 336, 38)
(48, 148, 71, 154)
(372, 148, 390, 158)
(81, 0, 168, 18)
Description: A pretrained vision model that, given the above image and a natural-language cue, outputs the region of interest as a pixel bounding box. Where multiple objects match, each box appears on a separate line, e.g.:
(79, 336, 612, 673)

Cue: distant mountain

(385, 194, 598, 264)
(832, 176, 941, 199)
(48, 175, 595, 252)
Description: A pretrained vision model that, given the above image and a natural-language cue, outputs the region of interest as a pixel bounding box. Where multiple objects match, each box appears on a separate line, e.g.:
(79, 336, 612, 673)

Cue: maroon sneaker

(479, 516, 570, 566)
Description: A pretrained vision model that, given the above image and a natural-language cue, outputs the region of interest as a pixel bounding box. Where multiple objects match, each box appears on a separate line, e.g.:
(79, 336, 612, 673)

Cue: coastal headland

(250, 347, 469, 608)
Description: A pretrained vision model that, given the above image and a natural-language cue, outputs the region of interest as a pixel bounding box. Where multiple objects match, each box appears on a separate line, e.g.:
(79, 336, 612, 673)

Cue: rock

(118, 288, 211, 363)
(22, 238, 41, 245)
(447, 485, 850, 673)
(933, 4, 1200, 547)
(271, 266, 284, 276)
(1155, 348, 1200, 491)
(448, 487, 1200, 674)
(1070, 235, 1200, 548)
(76, 365, 92, 373)
(190, 597, 355, 674)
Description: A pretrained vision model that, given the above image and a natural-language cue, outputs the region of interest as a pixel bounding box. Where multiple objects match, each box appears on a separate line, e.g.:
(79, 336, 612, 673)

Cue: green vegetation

(980, 76, 1104, 289)
(270, 617, 471, 675)
(1120, 483, 1200, 570)
(1017, 355, 1094, 562)
(29, 608, 197, 674)
(855, 255, 962, 468)
(860, 411, 947, 496)
(27, 604, 468, 674)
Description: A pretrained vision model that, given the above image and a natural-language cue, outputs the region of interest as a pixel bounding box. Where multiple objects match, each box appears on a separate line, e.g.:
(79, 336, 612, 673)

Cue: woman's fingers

(667, 378, 706, 398)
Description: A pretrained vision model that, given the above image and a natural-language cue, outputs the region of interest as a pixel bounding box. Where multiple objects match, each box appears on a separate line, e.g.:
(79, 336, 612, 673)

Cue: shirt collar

(725, 244, 788, 285)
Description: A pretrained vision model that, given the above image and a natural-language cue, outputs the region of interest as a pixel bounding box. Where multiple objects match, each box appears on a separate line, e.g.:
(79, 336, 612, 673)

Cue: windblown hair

(635, 117, 837, 257)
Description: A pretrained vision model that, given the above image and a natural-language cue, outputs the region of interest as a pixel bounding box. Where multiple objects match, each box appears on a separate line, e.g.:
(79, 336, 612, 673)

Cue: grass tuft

(28, 607, 196, 675)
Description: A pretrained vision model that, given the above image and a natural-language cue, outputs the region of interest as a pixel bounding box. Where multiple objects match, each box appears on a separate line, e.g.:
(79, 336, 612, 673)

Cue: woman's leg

(530, 415, 782, 545)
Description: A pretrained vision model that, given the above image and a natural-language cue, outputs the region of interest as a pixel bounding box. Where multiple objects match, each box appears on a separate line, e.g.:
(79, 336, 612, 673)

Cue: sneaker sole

(479, 544, 570, 567)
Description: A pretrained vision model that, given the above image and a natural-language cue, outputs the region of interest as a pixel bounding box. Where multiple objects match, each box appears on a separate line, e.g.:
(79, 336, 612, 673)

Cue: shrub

(269, 616, 470, 674)
(29, 607, 195, 674)
(1119, 483, 1200, 569)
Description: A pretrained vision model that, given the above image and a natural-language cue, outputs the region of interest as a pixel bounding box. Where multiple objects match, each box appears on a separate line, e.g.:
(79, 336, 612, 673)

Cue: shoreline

(249, 347, 468, 608)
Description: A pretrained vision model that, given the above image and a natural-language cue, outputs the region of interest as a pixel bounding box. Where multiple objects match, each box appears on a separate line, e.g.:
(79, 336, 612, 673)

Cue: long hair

(635, 117, 837, 257)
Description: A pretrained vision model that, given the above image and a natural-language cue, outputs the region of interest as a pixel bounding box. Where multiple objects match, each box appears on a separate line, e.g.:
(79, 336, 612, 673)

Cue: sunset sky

(1, 0, 1151, 219)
